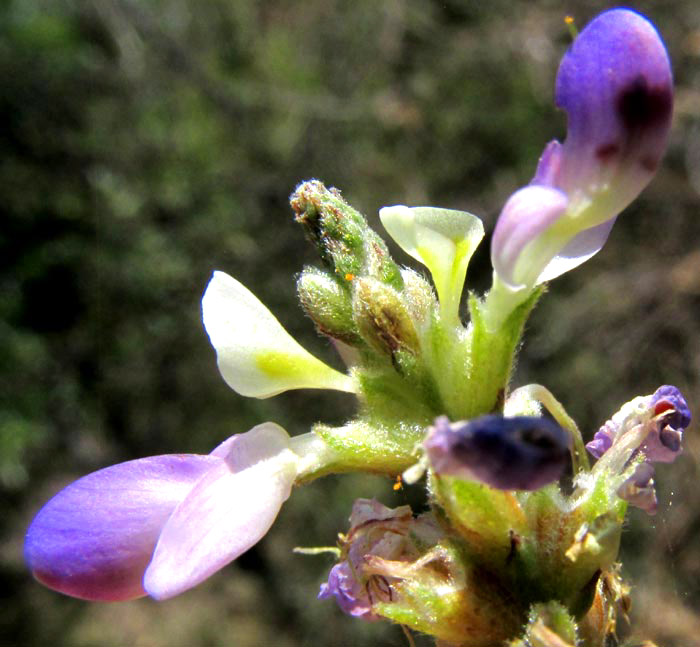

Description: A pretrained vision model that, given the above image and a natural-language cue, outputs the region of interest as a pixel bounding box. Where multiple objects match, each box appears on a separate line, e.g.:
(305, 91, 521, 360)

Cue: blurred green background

(2, 0, 699, 645)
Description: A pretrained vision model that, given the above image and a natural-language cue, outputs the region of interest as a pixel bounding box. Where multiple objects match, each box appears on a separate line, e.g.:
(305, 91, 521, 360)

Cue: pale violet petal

(24, 454, 220, 601)
(202, 271, 355, 398)
(531, 140, 564, 187)
(379, 206, 484, 323)
(491, 185, 569, 290)
(536, 218, 616, 284)
(144, 423, 299, 599)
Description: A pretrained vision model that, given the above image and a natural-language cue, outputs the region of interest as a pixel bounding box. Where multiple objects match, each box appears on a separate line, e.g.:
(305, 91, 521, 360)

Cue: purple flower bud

(318, 499, 442, 620)
(491, 10, 672, 293)
(25, 424, 298, 601)
(424, 415, 571, 491)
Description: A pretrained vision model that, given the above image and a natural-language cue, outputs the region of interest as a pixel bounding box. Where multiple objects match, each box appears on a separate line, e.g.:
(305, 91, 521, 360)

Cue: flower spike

(202, 271, 356, 398)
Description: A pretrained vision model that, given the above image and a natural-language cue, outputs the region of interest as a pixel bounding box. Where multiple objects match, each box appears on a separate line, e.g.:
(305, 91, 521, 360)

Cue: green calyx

(296, 267, 362, 346)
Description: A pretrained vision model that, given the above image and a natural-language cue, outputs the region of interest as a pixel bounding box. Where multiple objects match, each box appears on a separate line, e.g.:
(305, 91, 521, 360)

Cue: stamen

(564, 15, 578, 40)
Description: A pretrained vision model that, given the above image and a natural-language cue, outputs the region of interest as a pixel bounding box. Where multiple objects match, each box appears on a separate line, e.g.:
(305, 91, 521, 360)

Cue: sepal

(507, 601, 578, 647)
(352, 277, 420, 358)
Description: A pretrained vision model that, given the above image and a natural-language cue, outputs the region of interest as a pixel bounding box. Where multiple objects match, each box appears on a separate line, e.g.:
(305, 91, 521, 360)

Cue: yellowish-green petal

(379, 206, 484, 324)
(202, 271, 356, 398)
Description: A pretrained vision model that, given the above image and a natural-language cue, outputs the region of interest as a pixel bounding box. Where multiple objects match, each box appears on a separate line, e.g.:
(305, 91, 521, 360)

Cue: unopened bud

(297, 267, 362, 346)
(352, 277, 420, 358)
(291, 180, 403, 289)
(425, 415, 571, 491)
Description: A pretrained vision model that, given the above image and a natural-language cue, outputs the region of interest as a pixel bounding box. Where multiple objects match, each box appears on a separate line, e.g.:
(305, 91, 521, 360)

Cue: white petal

(536, 218, 616, 284)
(379, 206, 484, 323)
(144, 423, 298, 599)
(202, 271, 355, 398)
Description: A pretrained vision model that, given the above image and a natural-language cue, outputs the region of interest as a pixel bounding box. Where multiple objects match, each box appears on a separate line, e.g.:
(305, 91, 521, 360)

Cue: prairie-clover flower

(583, 385, 691, 514)
(25, 424, 301, 600)
(486, 8, 673, 328)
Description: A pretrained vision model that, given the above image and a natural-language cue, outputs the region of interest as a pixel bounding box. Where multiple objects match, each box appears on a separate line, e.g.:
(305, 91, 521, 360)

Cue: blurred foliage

(1, 0, 699, 645)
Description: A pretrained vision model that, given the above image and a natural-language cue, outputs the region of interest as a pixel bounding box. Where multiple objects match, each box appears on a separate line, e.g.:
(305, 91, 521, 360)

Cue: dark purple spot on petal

(659, 426, 682, 452)
(617, 76, 673, 134)
(596, 142, 620, 162)
(640, 155, 659, 172)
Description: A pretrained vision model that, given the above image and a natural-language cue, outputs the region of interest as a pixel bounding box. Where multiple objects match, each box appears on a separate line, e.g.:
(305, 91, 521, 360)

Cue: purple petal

(318, 562, 377, 620)
(641, 428, 681, 464)
(531, 140, 564, 187)
(586, 428, 614, 460)
(555, 9, 672, 200)
(652, 385, 692, 431)
(490, 11, 672, 293)
(25, 454, 220, 601)
(641, 385, 691, 463)
(144, 423, 298, 599)
(618, 462, 658, 514)
(586, 386, 690, 465)
(491, 185, 569, 288)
